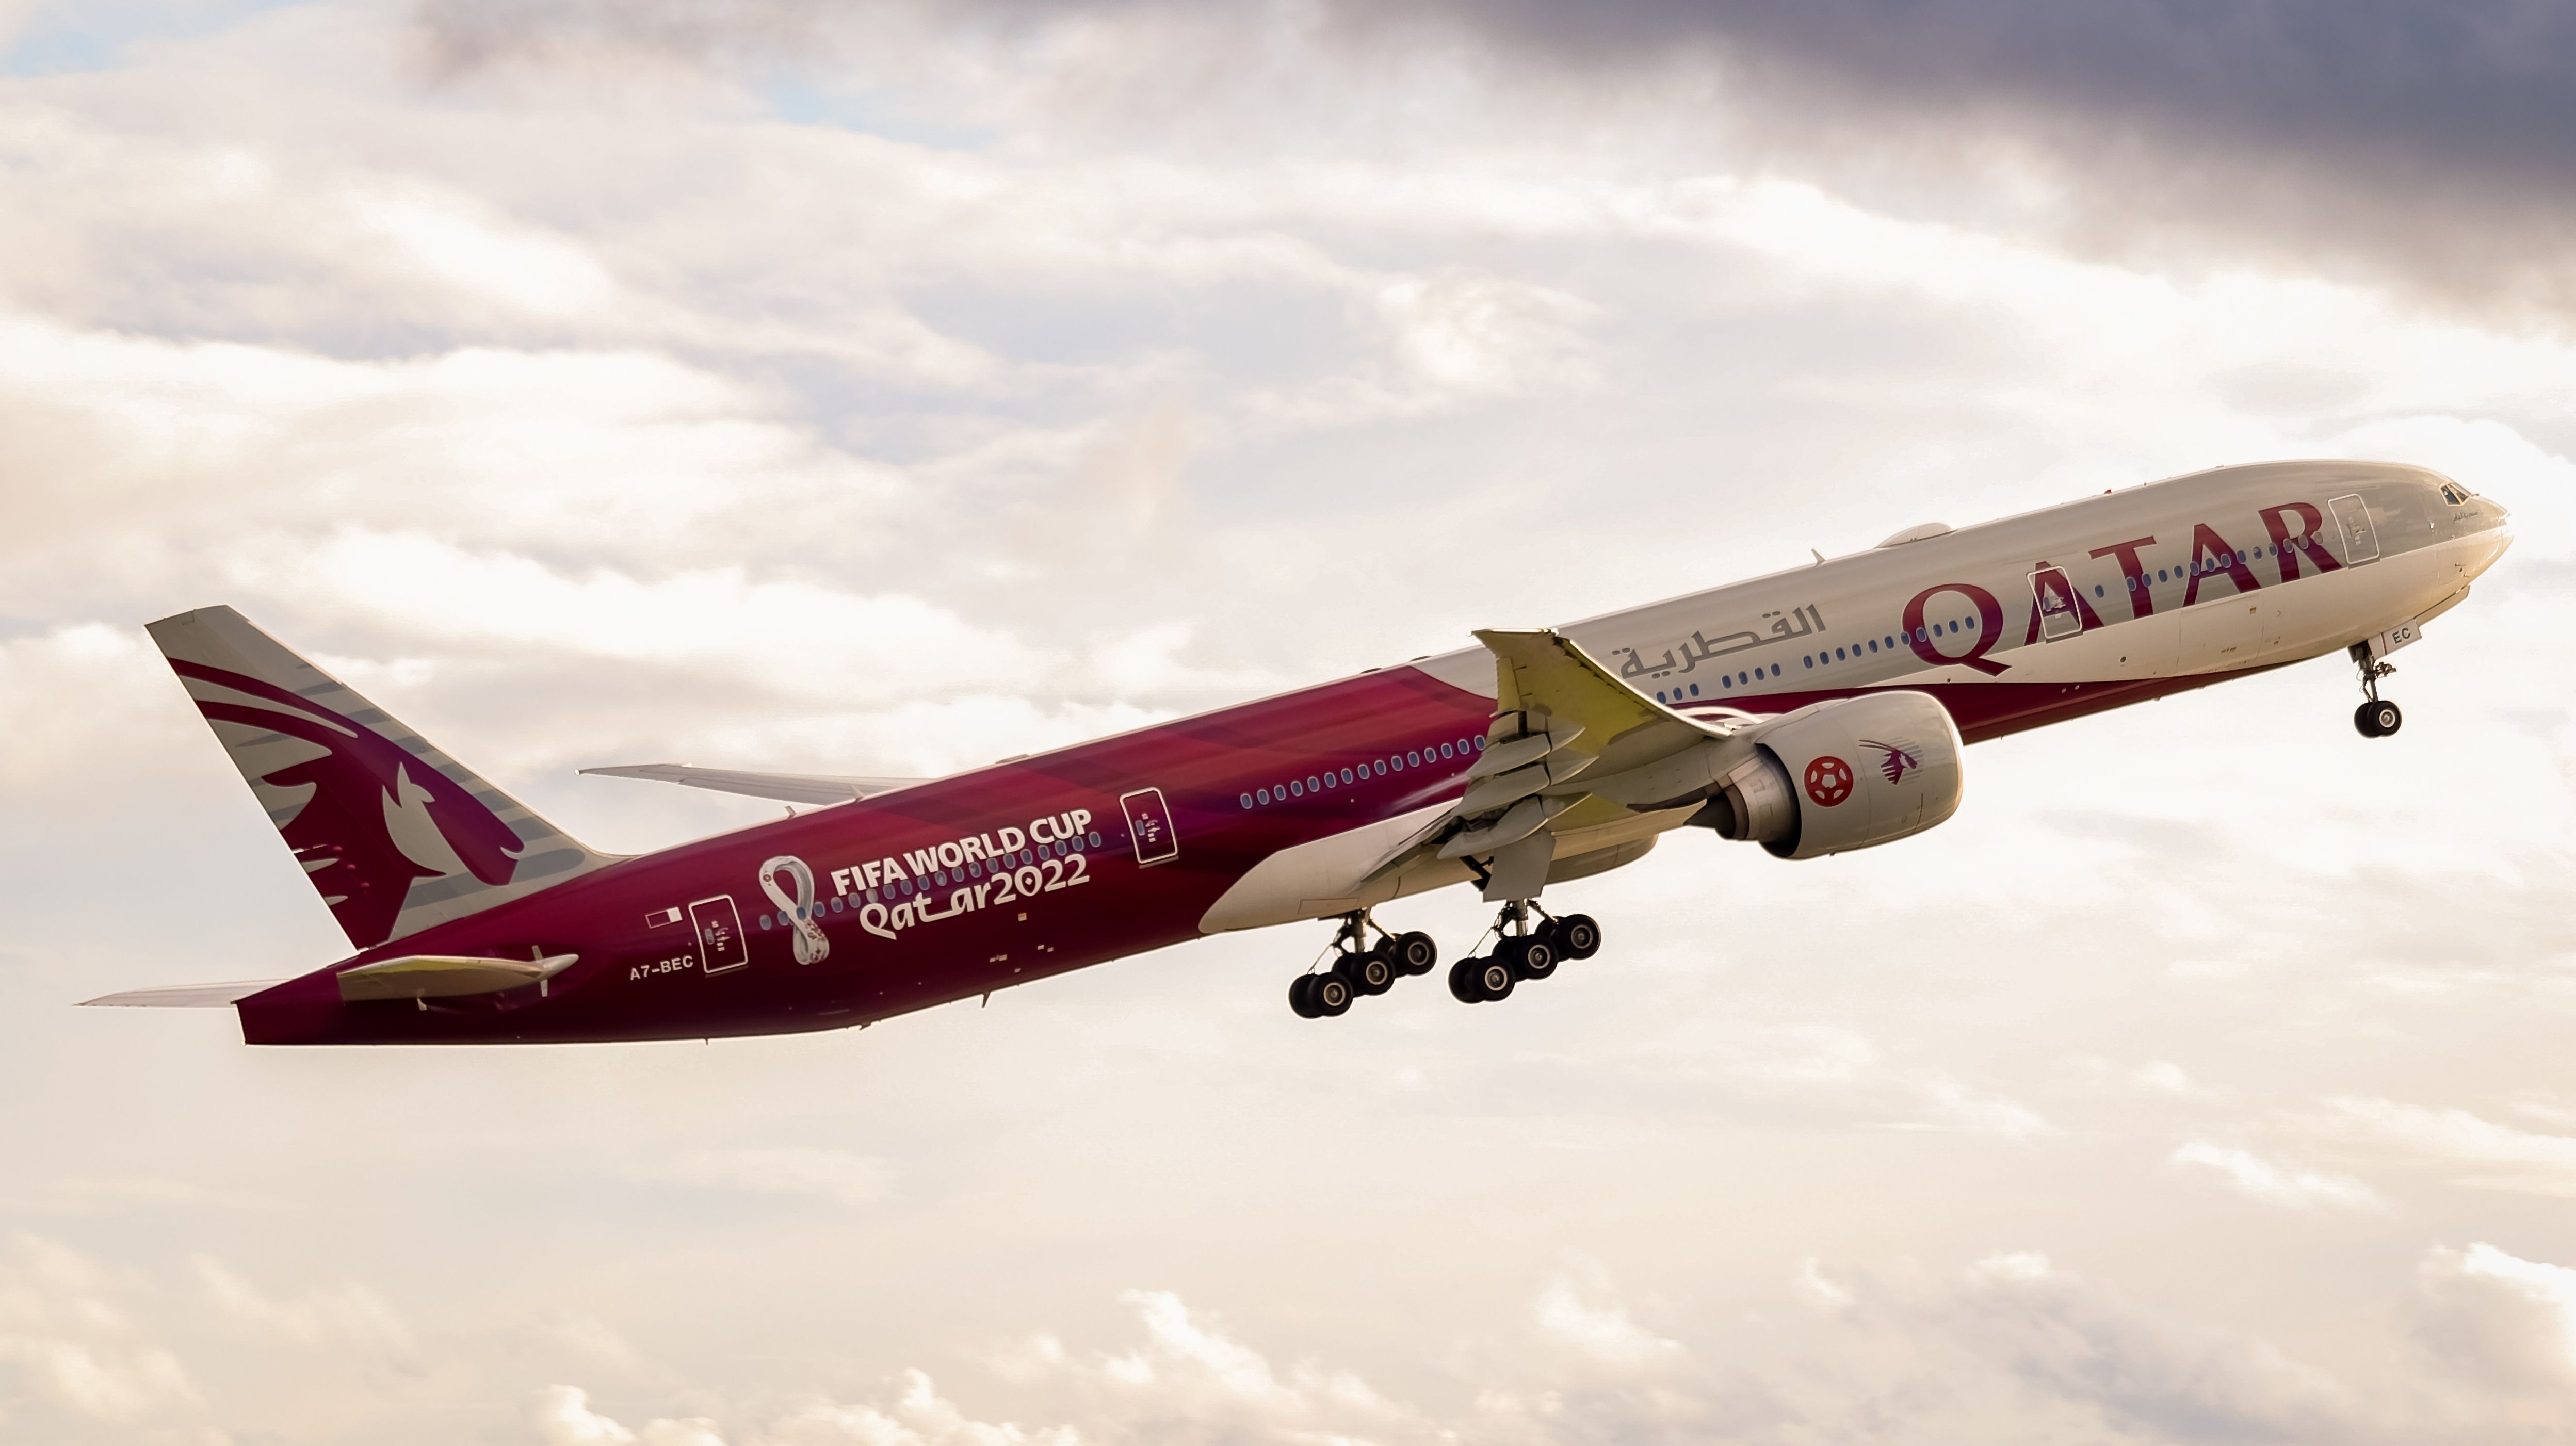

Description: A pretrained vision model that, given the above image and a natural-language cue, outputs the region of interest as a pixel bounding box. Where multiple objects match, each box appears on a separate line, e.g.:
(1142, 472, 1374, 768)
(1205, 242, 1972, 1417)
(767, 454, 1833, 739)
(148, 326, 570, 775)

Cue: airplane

(84, 460, 2511, 1043)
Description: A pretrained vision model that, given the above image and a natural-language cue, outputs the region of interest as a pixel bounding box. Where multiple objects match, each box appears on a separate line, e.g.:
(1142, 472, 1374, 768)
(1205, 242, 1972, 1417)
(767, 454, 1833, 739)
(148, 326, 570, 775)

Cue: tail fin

(148, 606, 617, 949)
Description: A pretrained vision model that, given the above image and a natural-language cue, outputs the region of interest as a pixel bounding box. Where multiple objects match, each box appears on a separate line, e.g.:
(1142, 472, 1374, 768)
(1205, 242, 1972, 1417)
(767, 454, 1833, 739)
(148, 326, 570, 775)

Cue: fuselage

(234, 460, 2511, 1044)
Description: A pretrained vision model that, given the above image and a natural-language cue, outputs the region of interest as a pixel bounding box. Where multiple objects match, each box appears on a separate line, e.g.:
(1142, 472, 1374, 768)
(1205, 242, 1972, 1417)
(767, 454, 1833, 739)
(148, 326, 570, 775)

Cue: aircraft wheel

(1387, 931, 1439, 976)
(1475, 957, 1517, 1002)
(1552, 913, 1601, 960)
(1337, 950, 1395, 996)
(1501, 934, 1556, 981)
(2355, 700, 2402, 738)
(1448, 960, 1483, 1003)
(1313, 972, 1354, 1017)
(1288, 975, 1322, 1019)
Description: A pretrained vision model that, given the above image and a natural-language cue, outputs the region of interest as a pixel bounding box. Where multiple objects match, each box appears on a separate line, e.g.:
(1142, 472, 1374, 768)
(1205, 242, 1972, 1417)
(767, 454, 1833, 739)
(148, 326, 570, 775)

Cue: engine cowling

(1697, 691, 1964, 860)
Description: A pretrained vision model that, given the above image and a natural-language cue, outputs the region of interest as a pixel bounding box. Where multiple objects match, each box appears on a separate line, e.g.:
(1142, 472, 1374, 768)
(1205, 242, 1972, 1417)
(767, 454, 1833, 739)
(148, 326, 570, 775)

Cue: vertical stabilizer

(148, 606, 616, 949)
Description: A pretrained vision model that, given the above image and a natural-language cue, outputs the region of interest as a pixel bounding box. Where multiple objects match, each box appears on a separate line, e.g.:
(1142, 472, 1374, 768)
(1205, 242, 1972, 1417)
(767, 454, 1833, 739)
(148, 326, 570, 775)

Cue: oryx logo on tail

(172, 661, 528, 946)
(148, 606, 612, 949)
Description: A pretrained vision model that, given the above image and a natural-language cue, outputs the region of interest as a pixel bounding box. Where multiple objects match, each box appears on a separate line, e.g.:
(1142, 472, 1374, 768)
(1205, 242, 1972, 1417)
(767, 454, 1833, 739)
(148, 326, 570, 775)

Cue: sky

(5, 1, 2576, 1441)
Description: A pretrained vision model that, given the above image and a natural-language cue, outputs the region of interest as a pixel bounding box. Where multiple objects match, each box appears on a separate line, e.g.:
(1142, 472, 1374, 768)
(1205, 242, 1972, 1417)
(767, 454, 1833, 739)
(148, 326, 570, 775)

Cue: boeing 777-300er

(85, 460, 2512, 1043)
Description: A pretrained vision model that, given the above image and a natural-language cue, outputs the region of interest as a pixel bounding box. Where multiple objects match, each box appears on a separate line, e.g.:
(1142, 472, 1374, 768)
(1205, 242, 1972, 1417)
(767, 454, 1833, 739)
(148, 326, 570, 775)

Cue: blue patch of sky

(1, 0, 305, 77)
(754, 68, 996, 151)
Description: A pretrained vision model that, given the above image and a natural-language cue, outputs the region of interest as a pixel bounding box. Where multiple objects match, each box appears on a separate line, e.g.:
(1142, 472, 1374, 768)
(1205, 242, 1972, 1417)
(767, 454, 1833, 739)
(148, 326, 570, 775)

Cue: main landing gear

(1288, 911, 1438, 1019)
(1447, 902, 1601, 1005)
(2351, 641, 2403, 739)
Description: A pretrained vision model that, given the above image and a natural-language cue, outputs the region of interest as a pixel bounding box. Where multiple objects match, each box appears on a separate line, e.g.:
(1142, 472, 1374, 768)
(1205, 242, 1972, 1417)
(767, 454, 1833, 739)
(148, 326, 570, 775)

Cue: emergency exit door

(2329, 493, 2379, 565)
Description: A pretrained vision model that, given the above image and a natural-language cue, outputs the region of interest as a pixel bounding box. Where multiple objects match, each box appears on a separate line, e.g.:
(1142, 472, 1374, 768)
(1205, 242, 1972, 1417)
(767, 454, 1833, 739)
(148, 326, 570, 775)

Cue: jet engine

(1695, 691, 1964, 860)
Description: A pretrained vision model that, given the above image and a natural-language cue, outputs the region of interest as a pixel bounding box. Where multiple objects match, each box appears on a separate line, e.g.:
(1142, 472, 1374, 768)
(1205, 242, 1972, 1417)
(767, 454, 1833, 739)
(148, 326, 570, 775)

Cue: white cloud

(2132, 1060, 2204, 1096)
(2412, 1243, 2576, 1392)
(2316, 1097, 2576, 1195)
(1911, 1074, 2055, 1139)
(533, 1384, 726, 1446)
(2171, 1142, 2383, 1212)
(346, 182, 616, 317)
(1794, 1257, 1852, 1313)
(0, 624, 196, 795)
(254, 530, 1036, 697)
(646, 1147, 895, 1207)
(1532, 1273, 1683, 1368)
(0, 1234, 202, 1426)
(193, 1257, 413, 1357)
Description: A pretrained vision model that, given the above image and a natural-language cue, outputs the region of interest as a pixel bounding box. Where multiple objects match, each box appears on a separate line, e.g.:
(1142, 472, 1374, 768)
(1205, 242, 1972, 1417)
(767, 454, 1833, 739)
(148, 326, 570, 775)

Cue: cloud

(2411, 1243, 2576, 1393)
(402, 0, 2576, 323)
(534, 1384, 728, 1446)
(2171, 1141, 2383, 1212)
(0, 1234, 202, 1426)
(192, 1257, 414, 1357)
(1940, 1248, 2360, 1440)
(2315, 1097, 2576, 1195)
(644, 1147, 896, 1207)
(346, 182, 616, 317)
(244, 530, 1040, 700)
(2131, 1060, 2207, 1097)
(1533, 1273, 1684, 1368)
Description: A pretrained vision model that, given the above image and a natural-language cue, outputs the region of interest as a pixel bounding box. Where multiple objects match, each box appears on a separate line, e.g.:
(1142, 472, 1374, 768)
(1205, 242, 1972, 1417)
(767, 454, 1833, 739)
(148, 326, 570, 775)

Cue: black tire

(1338, 951, 1395, 996)
(2368, 700, 2402, 737)
(1389, 931, 1439, 976)
(1554, 913, 1601, 960)
(1288, 975, 1322, 1019)
(1448, 959, 1483, 1003)
(1314, 973, 1353, 1016)
(1476, 957, 1516, 1001)
(1503, 934, 1556, 981)
(2353, 701, 2381, 737)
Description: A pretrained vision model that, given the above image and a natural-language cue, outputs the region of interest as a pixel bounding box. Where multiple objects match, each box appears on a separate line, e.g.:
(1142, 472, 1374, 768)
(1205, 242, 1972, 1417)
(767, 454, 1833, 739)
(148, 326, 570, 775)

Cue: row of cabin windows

(754, 832, 1104, 928)
(1654, 662, 1784, 705)
(1807, 618, 1975, 670)
(1240, 735, 1484, 809)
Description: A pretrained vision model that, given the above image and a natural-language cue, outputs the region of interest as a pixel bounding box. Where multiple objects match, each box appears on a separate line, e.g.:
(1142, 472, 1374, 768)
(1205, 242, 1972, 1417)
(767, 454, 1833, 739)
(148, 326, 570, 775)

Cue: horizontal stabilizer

(580, 764, 925, 806)
(337, 953, 578, 1002)
(80, 980, 283, 1008)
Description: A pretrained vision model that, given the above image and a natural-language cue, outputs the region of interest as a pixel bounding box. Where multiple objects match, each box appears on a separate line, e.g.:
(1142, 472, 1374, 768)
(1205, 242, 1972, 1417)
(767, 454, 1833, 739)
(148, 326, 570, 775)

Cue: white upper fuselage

(1413, 459, 2510, 709)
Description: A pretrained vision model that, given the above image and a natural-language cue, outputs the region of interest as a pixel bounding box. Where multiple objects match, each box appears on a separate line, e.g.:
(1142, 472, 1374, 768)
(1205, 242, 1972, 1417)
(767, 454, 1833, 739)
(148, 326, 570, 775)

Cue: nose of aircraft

(2468, 488, 2514, 578)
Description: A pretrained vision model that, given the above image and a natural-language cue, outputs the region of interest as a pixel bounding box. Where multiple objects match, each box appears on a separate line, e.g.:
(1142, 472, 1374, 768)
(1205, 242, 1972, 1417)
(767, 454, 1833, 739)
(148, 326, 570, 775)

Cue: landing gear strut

(1448, 902, 1601, 1004)
(1288, 911, 1437, 1019)
(2351, 641, 2403, 739)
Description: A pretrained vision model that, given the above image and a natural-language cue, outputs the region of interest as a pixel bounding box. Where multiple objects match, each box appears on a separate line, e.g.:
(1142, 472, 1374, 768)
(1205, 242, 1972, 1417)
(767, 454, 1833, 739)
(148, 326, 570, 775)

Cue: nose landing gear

(1448, 902, 1601, 1004)
(2351, 641, 2403, 738)
(1288, 911, 1437, 1019)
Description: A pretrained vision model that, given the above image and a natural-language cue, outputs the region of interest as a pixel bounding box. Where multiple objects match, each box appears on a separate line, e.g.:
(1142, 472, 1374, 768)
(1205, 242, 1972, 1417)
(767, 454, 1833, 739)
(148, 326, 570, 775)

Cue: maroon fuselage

(237, 664, 2243, 1045)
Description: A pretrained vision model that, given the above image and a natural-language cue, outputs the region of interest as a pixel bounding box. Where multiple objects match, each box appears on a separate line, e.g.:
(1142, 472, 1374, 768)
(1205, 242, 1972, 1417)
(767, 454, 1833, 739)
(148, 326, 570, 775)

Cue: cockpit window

(2439, 484, 2468, 505)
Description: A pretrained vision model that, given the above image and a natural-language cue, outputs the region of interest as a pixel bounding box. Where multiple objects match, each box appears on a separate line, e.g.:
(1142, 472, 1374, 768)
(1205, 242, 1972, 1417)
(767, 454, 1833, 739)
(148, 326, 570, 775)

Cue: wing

(1388, 629, 1760, 899)
(579, 764, 927, 805)
(1202, 629, 1775, 931)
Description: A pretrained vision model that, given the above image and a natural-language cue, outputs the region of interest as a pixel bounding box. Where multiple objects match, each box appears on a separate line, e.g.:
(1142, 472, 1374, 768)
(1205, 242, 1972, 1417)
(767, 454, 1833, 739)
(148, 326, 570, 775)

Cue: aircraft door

(2026, 566, 2084, 641)
(1120, 788, 1180, 866)
(689, 896, 750, 974)
(2329, 493, 2380, 565)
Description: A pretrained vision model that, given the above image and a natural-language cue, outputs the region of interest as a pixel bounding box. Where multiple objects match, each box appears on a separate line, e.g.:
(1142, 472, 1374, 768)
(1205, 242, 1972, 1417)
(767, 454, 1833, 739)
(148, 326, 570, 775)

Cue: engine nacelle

(1697, 691, 1964, 860)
